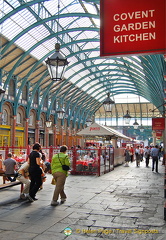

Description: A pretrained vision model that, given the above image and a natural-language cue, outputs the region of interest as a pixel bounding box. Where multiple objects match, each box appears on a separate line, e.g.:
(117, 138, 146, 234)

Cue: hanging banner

(100, 0, 166, 57)
(152, 118, 165, 130)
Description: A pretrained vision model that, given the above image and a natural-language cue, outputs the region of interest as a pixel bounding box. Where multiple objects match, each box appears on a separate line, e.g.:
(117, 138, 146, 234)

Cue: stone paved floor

(0, 159, 165, 240)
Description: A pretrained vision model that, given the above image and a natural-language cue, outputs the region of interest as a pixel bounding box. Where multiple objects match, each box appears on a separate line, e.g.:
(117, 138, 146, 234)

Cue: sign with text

(100, 0, 166, 57)
(90, 127, 100, 131)
(152, 118, 165, 130)
(155, 130, 163, 137)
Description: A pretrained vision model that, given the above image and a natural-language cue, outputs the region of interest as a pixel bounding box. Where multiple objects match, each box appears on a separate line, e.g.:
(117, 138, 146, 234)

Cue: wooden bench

(0, 173, 23, 193)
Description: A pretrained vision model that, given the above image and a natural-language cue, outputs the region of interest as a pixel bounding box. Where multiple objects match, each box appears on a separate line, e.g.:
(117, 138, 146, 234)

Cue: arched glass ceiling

(0, 0, 165, 120)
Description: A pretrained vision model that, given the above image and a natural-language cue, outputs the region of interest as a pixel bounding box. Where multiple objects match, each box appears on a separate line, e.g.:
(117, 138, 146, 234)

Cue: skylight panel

(1, 1, 13, 15)
(29, 26, 50, 41)
(10, 14, 31, 29)
(11, 10, 36, 28)
(85, 41, 99, 49)
(44, 38, 59, 52)
(31, 45, 50, 60)
(74, 30, 97, 41)
(61, 1, 85, 14)
(114, 94, 149, 103)
(70, 17, 92, 28)
(2, 18, 23, 39)
(6, 0, 20, 8)
(15, 33, 38, 51)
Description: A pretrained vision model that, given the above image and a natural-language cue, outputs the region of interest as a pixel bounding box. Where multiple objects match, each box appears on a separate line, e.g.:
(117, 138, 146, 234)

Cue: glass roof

(0, 0, 165, 122)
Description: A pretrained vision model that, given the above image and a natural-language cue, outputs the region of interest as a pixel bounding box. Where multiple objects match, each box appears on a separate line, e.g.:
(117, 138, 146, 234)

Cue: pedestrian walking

(151, 145, 159, 173)
(130, 146, 134, 162)
(140, 146, 144, 162)
(135, 146, 141, 167)
(144, 146, 151, 167)
(51, 145, 70, 206)
(27, 143, 43, 202)
(124, 146, 131, 167)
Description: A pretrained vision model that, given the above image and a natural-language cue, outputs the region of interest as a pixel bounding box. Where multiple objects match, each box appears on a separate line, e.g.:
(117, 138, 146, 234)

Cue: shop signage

(152, 118, 165, 130)
(90, 127, 100, 131)
(100, 0, 166, 57)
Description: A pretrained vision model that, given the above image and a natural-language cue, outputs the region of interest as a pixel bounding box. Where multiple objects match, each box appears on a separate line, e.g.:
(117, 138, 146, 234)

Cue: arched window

(39, 118, 44, 127)
(2, 109, 8, 125)
(29, 114, 33, 126)
(16, 112, 21, 124)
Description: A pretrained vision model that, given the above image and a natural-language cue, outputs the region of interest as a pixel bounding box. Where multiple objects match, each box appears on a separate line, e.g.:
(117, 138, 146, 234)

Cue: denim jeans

(152, 156, 158, 172)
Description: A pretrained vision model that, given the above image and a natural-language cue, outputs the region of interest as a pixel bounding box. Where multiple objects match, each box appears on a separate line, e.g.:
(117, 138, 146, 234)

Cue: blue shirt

(151, 148, 159, 157)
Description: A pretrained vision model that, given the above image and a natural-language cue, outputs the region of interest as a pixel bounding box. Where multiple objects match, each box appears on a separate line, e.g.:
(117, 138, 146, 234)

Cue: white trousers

(17, 176, 30, 194)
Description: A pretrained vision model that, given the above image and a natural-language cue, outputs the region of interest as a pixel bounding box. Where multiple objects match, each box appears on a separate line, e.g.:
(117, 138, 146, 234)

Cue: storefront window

(29, 115, 33, 126)
(39, 118, 44, 127)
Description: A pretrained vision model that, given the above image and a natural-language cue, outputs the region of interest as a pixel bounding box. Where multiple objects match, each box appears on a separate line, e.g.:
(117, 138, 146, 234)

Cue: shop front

(28, 128, 35, 146)
(0, 125, 10, 146)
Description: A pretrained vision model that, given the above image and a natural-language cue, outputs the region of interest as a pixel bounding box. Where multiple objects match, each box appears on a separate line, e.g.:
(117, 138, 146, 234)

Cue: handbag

(58, 154, 70, 171)
(51, 177, 56, 185)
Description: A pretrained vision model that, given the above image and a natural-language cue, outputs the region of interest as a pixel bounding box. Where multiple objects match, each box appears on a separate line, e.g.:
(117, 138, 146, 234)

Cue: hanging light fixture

(0, 86, 5, 102)
(45, 0, 69, 81)
(86, 117, 92, 126)
(103, 93, 115, 112)
(45, 120, 52, 128)
(133, 119, 139, 129)
(123, 110, 132, 124)
(56, 107, 65, 119)
(139, 124, 144, 132)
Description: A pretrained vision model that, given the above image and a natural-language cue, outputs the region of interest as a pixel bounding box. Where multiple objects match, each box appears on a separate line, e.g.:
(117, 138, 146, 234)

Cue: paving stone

(0, 230, 37, 240)
(33, 232, 66, 240)
(136, 217, 166, 227)
(0, 161, 165, 240)
(0, 221, 22, 230)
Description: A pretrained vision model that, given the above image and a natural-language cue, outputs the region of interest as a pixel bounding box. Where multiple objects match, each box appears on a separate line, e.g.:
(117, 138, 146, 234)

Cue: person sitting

(0, 153, 5, 173)
(3, 153, 18, 181)
(16, 161, 30, 199)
